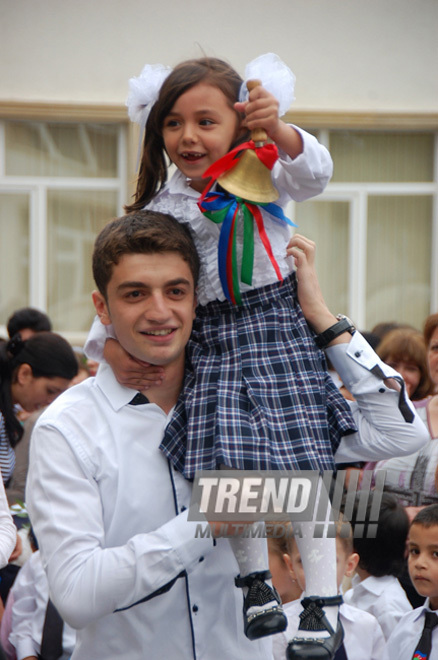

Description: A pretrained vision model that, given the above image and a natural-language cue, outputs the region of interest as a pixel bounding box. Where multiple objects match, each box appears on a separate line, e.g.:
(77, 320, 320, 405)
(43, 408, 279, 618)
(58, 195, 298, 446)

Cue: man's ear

(92, 290, 111, 326)
(192, 291, 198, 320)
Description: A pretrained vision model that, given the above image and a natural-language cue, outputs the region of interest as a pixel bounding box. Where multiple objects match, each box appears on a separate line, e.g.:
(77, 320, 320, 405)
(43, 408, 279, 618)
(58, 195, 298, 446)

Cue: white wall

(1, 0, 437, 111)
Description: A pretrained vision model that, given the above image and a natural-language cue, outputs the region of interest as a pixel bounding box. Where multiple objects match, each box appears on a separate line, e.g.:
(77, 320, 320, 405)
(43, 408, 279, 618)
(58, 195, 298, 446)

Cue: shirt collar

(412, 599, 438, 622)
(95, 362, 149, 412)
(167, 169, 201, 197)
(351, 573, 394, 596)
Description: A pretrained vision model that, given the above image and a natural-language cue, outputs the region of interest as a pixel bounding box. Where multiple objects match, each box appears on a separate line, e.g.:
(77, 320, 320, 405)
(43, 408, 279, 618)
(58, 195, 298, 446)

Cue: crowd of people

(0, 52, 436, 660)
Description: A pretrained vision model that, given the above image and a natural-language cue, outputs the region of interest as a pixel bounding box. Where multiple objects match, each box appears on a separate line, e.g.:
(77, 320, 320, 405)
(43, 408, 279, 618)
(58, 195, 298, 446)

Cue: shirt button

(192, 604, 199, 613)
(379, 388, 385, 393)
(180, 505, 187, 512)
(199, 556, 204, 562)
(355, 351, 362, 358)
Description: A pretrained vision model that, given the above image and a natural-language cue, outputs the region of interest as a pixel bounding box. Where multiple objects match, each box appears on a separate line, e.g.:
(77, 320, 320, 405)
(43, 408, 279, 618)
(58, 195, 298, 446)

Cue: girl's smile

(162, 82, 242, 192)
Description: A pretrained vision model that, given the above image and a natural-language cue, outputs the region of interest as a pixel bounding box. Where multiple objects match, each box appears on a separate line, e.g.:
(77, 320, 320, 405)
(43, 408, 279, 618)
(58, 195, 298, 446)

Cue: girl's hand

(234, 84, 303, 158)
(234, 86, 281, 140)
(287, 234, 337, 333)
(103, 338, 164, 390)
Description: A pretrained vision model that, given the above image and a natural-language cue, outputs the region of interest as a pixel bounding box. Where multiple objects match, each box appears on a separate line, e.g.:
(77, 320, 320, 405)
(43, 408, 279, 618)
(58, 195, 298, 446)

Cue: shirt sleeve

(9, 555, 41, 660)
(26, 423, 214, 631)
(273, 126, 333, 202)
(0, 474, 17, 568)
(83, 315, 115, 362)
(329, 332, 430, 463)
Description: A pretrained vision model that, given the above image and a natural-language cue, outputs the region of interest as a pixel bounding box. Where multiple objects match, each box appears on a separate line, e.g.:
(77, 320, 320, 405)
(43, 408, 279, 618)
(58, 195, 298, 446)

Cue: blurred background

(0, 0, 437, 342)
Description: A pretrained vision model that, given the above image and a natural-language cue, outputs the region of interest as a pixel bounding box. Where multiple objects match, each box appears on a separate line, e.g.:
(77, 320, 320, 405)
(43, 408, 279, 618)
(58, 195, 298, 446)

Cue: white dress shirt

(386, 600, 438, 659)
(328, 332, 429, 464)
(343, 573, 412, 640)
(26, 364, 272, 660)
(9, 550, 76, 660)
(0, 466, 17, 568)
(272, 598, 388, 660)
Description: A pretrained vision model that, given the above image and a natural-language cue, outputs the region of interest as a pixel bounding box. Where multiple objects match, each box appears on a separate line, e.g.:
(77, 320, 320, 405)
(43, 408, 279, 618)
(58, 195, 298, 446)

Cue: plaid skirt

(160, 273, 357, 479)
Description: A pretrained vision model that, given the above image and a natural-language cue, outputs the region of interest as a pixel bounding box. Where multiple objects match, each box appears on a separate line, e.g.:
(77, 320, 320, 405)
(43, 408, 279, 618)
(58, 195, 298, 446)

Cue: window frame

(0, 101, 139, 342)
(284, 110, 438, 328)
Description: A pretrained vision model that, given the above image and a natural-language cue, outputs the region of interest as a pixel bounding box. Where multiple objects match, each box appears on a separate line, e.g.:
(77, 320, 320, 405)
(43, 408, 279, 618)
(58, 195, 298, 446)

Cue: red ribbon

(200, 140, 279, 200)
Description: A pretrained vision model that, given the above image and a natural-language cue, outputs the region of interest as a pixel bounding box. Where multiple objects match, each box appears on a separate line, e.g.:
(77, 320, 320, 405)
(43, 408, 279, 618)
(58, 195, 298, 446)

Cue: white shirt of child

(386, 600, 438, 659)
(343, 573, 412, 641)
(26, 363, 272, 660)
(272, 598, 388, 660)
(9, 550, 76, 660)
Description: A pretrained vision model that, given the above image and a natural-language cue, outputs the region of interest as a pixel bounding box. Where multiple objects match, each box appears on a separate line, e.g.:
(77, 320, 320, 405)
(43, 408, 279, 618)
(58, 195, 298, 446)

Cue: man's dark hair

(92, 210, 200, 298)
(7, 308, 52, 338)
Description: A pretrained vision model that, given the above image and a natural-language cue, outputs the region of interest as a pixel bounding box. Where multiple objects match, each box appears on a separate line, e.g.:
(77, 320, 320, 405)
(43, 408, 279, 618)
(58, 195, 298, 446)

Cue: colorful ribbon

(198, 141, 296, 305)
(198, 191, 296, 305)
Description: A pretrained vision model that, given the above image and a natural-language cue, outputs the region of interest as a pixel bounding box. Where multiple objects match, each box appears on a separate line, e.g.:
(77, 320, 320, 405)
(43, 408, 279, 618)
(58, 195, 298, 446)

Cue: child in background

(387, 504, 438, 659)
(84, 53, 357, 651)
(6, 529, 76, 660)
(269, 519, 388, 660)
(267, 534, 302, 607)
(343, 492, 412, 640)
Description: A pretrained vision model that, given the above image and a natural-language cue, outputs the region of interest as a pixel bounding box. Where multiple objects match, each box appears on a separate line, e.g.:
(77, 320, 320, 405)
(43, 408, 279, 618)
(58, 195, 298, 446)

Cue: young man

(26, 212, 428, 660)
(386, 504, 438, 659)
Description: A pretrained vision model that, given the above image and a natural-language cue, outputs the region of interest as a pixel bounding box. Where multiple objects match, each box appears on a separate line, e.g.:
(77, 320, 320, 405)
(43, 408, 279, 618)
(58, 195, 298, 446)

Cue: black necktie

(129, 392, 150, 405)
(38, 599, 64, 660)
(412, 611, 438, 660)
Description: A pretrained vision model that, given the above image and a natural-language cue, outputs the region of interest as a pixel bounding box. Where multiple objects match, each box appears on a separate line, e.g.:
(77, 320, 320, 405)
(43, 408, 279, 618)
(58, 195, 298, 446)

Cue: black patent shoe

(286, 595, 344, 660)
(235, 570, 288, 641)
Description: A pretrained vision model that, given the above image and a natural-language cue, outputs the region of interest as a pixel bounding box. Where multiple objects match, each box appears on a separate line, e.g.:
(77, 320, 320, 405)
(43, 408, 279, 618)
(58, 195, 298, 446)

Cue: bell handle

(246, 79, 267, 144)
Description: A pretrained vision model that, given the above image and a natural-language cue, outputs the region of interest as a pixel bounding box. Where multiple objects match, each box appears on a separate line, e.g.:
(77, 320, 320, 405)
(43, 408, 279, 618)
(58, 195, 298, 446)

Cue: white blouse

(145, 126, 333, 306)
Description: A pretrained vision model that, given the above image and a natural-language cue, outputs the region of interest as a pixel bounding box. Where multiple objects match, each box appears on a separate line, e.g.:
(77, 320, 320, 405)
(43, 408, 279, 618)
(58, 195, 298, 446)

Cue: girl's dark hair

(125, 57, 246, 212)
(0, 332, 78, 447)
(350, 492, 409, 578)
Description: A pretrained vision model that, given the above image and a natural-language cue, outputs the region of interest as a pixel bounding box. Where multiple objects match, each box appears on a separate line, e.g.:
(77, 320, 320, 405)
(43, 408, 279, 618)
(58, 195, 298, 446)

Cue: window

(0, 112, 129, 340)
(287, 123, 438, 331)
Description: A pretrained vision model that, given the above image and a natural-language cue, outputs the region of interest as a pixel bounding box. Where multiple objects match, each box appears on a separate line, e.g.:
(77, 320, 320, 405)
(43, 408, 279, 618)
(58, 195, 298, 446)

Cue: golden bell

(217, 79, 279, 204)
(217, 148, 279, 204)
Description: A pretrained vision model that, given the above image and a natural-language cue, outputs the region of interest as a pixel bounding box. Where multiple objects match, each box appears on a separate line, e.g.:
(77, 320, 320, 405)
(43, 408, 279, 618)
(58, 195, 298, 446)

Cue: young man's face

(408, 523, 438, 609)
(93, 251, 197, 369)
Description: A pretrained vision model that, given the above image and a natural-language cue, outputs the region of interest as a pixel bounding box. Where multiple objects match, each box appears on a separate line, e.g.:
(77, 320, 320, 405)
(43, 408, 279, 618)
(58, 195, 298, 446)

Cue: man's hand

(103, 338, 164, 390)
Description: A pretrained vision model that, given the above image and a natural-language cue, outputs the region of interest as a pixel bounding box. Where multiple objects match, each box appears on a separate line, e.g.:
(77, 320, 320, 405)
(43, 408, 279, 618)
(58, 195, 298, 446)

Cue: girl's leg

(287, 477, 343, 660)
(229, 527, 287, 639)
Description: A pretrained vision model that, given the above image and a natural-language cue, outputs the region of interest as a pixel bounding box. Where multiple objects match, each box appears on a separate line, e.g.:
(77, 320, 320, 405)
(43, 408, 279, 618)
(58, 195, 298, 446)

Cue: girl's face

(428, 327, 438, 388)
(162, 82, 242, 192)
(385, 355, 421, 399)
(12, 363, 70, 412)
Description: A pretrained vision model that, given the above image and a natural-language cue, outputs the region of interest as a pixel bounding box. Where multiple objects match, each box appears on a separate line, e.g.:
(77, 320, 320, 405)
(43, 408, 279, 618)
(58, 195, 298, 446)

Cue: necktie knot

(425, 611, 438, 630)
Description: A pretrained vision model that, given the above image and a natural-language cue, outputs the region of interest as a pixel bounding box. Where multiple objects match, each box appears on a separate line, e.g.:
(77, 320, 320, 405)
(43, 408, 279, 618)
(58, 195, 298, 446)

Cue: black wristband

(314, 316, 355, 350)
